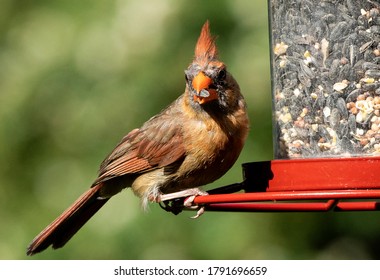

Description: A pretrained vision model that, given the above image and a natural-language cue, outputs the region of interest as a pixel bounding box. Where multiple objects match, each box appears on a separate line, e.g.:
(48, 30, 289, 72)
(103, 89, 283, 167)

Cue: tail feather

(27, 184, 109, 256)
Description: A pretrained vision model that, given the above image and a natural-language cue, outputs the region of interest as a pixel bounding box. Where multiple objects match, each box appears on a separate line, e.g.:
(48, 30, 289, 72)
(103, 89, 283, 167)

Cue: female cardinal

(27, 21, 249, 255)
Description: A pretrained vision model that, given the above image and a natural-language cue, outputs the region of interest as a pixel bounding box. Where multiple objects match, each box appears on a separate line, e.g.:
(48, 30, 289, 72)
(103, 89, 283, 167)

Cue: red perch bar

(191, 157, 380, 212)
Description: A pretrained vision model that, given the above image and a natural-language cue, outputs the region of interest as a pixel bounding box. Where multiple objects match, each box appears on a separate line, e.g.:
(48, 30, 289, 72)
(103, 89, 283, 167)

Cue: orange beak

(192, 72, 218, 104)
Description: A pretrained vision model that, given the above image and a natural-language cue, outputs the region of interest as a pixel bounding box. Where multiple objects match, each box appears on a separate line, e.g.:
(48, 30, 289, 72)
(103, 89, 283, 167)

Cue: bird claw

(158, 188, 208, 218)
(190, 207, 205, 219)
(183, 193, 207, 219)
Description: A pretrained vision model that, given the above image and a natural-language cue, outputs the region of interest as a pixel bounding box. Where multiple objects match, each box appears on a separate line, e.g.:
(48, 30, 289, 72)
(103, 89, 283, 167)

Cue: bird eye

(185, 69, 194, 83)
(217, 68, 226, 80)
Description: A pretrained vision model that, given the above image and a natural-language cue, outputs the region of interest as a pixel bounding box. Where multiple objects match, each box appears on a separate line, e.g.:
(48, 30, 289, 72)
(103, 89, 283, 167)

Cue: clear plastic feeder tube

(269, 0, 380, 159)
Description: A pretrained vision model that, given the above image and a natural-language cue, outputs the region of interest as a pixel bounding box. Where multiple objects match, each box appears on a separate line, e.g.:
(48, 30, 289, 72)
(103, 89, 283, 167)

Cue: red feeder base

(190, 156, 380, 213)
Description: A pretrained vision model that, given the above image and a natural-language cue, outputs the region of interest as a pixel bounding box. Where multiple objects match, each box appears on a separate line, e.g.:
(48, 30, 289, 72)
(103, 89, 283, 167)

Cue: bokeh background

(1, 0, 380, 259)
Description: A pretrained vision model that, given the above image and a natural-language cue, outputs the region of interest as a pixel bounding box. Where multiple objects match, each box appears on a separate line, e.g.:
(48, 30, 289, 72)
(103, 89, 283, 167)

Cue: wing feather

(93, 104, 186, 185)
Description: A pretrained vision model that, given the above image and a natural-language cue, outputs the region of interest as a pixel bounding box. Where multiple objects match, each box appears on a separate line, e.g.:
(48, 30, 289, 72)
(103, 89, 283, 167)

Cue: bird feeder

(162, 1, 380, 215)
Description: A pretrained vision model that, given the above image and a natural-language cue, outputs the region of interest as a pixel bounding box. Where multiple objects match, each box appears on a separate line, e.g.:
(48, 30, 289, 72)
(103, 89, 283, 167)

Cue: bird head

(185, 21, 241, 113)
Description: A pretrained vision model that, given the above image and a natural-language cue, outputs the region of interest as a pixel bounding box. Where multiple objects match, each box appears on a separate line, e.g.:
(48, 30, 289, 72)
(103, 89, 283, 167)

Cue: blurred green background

(1, 0, 380, 260)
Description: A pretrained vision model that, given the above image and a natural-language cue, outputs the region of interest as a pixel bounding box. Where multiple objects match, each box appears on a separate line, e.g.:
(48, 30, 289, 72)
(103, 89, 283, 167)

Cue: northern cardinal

(27, 21, 249, 255)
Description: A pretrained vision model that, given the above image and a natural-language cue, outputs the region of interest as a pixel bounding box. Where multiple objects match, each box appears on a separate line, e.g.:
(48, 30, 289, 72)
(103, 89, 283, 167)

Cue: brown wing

(93, 106, 186, 185)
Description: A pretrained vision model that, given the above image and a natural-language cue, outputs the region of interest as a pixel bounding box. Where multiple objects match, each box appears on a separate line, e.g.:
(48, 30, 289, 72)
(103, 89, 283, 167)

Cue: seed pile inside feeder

(270, 0, 380, 158)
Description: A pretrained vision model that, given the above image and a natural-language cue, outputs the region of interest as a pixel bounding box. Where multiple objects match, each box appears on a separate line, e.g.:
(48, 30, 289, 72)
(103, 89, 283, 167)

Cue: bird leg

(158, 188, 208, 201)
(157, 188, 208, 218)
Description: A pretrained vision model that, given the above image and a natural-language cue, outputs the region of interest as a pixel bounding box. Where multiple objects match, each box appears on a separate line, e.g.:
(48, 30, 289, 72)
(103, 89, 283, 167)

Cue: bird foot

(158, 188, 208, 218)
(183, 195, 206, 219)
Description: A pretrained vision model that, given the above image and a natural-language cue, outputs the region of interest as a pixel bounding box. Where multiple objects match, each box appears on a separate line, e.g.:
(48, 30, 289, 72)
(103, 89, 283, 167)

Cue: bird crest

(194, 21, 218, 66)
